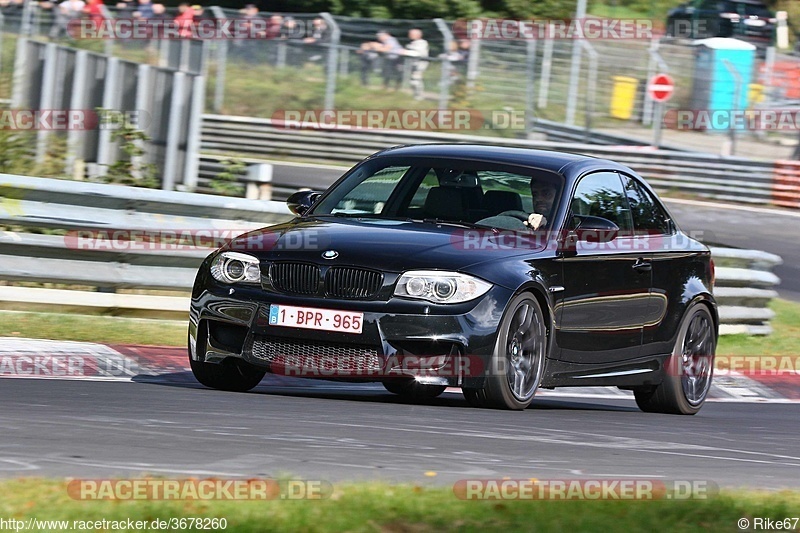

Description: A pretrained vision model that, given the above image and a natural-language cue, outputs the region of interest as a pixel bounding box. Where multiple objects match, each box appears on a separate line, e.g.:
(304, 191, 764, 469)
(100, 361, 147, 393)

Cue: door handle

(632, 258, 652, 273)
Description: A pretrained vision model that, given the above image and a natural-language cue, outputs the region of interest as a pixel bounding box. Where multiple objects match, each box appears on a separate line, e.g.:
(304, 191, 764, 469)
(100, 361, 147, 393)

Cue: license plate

(268, 304, 363, 334)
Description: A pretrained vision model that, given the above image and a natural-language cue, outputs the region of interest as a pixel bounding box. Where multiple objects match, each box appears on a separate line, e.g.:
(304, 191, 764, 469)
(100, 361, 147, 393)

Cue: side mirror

(287, 190, 322, 216)
(559, 215, 620, 253)
(573, 215, 620, 243)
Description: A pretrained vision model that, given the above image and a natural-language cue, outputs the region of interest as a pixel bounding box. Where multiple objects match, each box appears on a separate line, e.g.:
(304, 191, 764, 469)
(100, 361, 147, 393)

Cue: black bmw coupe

(189, 145, 717, 413)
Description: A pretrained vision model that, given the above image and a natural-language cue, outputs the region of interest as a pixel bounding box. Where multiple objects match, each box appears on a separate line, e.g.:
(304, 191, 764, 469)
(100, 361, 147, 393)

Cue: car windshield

(310, 157, 564, 229)
(726, 1, 771, 17)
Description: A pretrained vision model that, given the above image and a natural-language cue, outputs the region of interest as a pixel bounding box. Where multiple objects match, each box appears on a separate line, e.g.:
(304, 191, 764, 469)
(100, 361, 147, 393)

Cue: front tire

(190, 357, 266, 392)
(635, 303, 716, 415)
(464, 293, 547, 410)
(189, 325, 266, 392)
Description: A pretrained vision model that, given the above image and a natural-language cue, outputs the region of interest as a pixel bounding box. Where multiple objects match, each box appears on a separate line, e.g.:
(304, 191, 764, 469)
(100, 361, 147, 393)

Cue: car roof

(370, 143, 632, 179)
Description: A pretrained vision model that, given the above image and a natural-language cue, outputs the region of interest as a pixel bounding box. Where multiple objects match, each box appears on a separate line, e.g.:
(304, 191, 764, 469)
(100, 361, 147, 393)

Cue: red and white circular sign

(648, 74, 674, 103)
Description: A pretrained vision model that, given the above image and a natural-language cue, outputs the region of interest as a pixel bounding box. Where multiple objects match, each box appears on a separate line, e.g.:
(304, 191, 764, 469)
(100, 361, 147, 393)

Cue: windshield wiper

(323, 213, 414, 221)
(419, 218, 499, 231)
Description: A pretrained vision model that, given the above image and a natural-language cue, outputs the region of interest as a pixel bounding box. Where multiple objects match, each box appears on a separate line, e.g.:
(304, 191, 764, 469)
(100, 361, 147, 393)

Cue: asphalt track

(1, 377, 800, 488)
(0, 163, 797, 491)
(664, 199, 800, 302)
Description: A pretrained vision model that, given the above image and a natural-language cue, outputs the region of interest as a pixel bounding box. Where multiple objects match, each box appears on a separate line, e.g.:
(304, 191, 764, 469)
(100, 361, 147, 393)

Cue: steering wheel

(497, 210, 530, 222)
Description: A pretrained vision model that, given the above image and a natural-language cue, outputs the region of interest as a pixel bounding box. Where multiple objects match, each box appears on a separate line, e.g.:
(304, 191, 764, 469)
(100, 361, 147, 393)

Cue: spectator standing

(174, 2, 195, 38)
(236, 4, 263, 63)
(375, 30, 404, 90)
(135, 0, 152, 19)
(357, 40, 380, 86)
(303, 17, 327, 44)
(115, 0, 134, 16)
(265, 14, 283, 39)
(192, 4, 210, 23)
(404, 28, 429, 100)
(84, 0, 106, 27)
(303, 17, 328, 62)
(50, 0, 85, 39)
(150, 2, 167, 20)
(281, 17, 305, 64)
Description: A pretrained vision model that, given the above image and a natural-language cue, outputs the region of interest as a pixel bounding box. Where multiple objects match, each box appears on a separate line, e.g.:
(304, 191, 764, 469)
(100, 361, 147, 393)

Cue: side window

(621, 175, 673, 235)
(571, 172, 632, 234)
(331, 165, 410, 214)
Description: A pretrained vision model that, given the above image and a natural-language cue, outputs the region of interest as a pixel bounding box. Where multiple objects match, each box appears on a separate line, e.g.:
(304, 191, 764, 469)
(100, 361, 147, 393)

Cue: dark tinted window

(621, 175, 673, 235)
(312, 158, 564, 225)
(570, 172, 632, 234)
(717, 0, 770, 16)
(701, 0, 726, 10)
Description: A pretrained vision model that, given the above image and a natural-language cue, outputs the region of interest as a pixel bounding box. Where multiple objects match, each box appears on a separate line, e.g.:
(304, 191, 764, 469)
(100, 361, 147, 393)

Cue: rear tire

(464, 293, 547, 410)
(383, 379, 446, 401)
(635, 303, 716, 415)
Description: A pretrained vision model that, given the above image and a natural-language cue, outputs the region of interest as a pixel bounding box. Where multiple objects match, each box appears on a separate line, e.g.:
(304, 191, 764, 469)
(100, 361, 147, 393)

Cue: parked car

(188, 145, 718, 413)
(666, 0, 776, 48)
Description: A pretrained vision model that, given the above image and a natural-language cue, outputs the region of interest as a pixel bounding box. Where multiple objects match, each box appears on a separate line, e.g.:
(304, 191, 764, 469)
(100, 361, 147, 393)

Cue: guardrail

(0, 174, 782, 332)
(773, 161, 800, 209)
(0, 173, 291, 317)
(199, 114, 784, 206)
(711, 247, 782, 335)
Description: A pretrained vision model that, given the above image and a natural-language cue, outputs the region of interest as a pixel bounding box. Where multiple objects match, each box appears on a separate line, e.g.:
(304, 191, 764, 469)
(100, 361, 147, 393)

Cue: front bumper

(189, 283, 513, 388)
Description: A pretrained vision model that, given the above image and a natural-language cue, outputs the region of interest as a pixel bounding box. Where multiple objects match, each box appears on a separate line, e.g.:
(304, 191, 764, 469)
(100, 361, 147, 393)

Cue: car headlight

(210, 252, 261, 284)
(394, 270, 492, 304)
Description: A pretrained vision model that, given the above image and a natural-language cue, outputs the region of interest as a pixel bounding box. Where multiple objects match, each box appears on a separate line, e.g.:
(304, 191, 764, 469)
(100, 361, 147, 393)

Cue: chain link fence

(3, 2, 800, 153)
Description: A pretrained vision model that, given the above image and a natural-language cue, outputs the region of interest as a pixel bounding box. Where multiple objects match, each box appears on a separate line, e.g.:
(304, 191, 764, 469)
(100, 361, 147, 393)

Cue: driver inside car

(526, 180, 557, 230)
(475, 178, 557, 232)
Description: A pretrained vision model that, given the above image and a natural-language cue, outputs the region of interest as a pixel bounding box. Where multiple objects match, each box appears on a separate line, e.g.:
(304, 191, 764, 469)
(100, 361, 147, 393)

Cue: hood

(224, 216, 551, 273)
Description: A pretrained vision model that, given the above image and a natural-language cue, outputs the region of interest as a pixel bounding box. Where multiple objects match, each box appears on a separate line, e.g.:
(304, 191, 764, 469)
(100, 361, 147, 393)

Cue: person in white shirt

(50, 0, 85, 39)
(404, 28, 429, 100)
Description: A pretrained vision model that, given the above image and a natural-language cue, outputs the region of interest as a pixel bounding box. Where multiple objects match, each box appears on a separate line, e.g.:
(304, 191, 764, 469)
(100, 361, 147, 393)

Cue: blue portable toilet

(690, 38, 756, 131)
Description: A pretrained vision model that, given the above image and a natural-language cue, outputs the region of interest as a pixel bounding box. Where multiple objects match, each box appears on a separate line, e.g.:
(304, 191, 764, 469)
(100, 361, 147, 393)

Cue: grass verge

(0, 310, 186, 346)
(718, 299, 800, 357)
(0, 479, 799, 532)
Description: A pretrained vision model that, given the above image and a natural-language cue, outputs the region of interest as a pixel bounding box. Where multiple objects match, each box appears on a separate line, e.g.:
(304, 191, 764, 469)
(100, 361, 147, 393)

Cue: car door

(620, 174, 682, 357)
(555, 171, 651, 364)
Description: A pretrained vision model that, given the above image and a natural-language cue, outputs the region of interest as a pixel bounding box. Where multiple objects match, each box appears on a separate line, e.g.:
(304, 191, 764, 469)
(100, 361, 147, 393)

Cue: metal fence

(9, 36, 205, 190)
(197, 114, 800, 208)
(4, 4, 799, 152)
